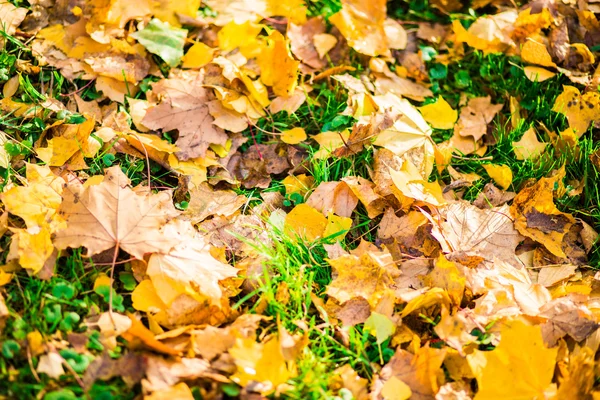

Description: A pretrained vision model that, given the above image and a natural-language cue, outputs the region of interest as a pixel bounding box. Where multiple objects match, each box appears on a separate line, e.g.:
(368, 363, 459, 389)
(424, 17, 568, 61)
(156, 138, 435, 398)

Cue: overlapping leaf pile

(1, 0, 600, 398)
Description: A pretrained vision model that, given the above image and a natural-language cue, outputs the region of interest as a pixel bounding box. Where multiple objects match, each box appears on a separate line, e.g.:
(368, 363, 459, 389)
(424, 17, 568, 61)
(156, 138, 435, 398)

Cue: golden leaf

(469, 319, 558, 399)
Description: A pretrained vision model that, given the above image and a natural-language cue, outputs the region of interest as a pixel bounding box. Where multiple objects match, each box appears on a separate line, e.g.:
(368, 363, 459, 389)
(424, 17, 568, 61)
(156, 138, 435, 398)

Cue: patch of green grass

(233, 225, 390, 398)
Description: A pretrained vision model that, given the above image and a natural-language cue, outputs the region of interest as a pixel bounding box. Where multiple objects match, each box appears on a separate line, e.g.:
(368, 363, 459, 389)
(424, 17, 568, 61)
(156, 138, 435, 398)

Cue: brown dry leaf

(142, 75, 228, 160)
(329, 0, 389, 57)
(537, 265, 577, 287)
(539, 297, 599, 345)
(288, 17, 327, 70)
(306, 181, 358, 218)
(183, 183, 246, 224)
(454, 96, 503, 141)
(372, 60, 433, 102)
(342, 176, 387, 218)
(510, 176, 575, 258)
(54, 166, 179, 259)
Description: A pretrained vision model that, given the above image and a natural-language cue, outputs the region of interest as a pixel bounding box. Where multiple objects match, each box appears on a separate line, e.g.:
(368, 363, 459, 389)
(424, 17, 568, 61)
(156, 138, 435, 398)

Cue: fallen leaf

(552, 85, 600, 136)
(455, 96, 503, 141)
(521, 38, 556, 67)
(229, 337, 294, 395)
(330, 0, 389, 57)
(428, 202, 523, 267)
(54, 166, 179, 259)
(147, 220, 238, 306)
(257, 30, 300, 97)
(306, 181, 358, 218)
(182, 42, 215, 69)
(364, 312, 396, 344)
(131, 19, 187, 67)
(284, 203, 328, 241)
(36, 352, 65, 379)
(326, 252, 398, 308)
(313, 33, 338, 59)
(524, 66, 556, 82)
(469, 319, 558, 399)
(512, 127, 547, 160)
(510, 176, 575, 258)
(288, 18, 327, 69)
(377, 346, 447, 399)
(281, 127, 307, 144)
(418, 96, 458, 130)
(482, 164, 512, 190)
(142, 74, 228, 160)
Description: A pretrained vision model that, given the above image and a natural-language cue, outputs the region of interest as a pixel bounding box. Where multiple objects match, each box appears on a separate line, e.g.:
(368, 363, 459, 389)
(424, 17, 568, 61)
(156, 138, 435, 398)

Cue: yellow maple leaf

(2, 164, 65, 231)
(146, 220, 238, 307)
(229, 337, 294, 395)
(10, 228, 53, 273)
(257, 30, 299, 97)
(482, 164, 512, 190)
(552, 85, 600, 136)
(418, 96, 458, 130)
(330, 0, 389, 57)
(284, 204, 328, 241)
(389, 159, 446, 207)
(470, 319, 558, 399)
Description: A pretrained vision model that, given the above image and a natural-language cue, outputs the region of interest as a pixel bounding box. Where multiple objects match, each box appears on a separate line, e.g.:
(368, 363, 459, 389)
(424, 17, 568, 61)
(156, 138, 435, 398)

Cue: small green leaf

(52, 282, 75, 300)
(132, 19, 187, 68)
(59, 312, 81, 332)
(44, 389, 78, 400)
(2, 340, 20, 358)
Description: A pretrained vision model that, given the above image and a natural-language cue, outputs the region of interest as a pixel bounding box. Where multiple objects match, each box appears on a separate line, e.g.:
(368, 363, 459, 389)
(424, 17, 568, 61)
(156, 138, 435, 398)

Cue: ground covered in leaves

(1, 0, 600, 399)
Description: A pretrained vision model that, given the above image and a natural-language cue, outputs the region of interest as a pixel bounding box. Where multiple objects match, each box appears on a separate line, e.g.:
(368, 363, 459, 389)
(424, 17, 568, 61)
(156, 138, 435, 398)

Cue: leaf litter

(0, 0, 599, 399)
